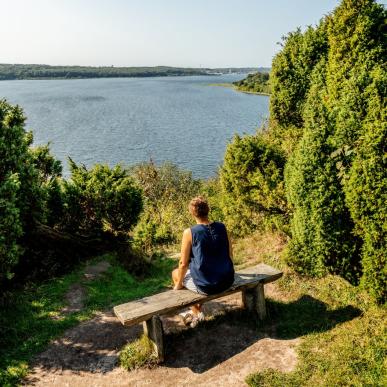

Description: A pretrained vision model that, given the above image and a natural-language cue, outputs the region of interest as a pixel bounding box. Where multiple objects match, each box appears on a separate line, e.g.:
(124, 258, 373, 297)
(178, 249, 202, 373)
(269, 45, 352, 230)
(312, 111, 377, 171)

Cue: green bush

(345, 66, 386, 302)
(29, 144, 64, 227)
(0, 174, 22, 281)
(61, 160, 143, 236)
(0, 100, 46, 285)
(220, 133, 288, 236)
(285, 60, 361, 281)
(131, 161, 201, 249)
(283, 0, 386, 298)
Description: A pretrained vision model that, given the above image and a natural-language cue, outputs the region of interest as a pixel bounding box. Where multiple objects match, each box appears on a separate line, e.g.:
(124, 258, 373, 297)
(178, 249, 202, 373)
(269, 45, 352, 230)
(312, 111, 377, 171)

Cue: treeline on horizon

(0, 63, 268, 80)
(0, 0, 385, 303)
(233, 71, 271, 94)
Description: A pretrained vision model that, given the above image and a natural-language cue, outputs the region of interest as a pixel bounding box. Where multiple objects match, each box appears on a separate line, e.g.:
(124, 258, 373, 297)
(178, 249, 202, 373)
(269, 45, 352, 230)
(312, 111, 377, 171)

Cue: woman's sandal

(179, 311, 194, 326)
(190, 312, 205, 328)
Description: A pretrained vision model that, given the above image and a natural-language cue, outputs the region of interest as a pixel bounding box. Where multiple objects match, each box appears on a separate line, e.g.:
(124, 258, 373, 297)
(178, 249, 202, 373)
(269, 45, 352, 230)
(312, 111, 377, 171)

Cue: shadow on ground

(26, 293, 361, 382)
(164, 294, 361, 373)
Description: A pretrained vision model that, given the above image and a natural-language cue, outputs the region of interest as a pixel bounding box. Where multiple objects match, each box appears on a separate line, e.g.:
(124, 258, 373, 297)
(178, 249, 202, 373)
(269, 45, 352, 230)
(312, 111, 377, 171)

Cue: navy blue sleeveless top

(189, 222, 234, 294)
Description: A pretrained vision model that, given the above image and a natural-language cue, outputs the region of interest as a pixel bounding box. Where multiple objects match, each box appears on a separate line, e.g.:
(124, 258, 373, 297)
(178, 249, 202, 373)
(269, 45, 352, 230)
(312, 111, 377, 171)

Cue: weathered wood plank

(242, 283, 266, 319)
(114, 263, 282, 326)
(256, 283, 266, 320)
(143, 315, 164, 362)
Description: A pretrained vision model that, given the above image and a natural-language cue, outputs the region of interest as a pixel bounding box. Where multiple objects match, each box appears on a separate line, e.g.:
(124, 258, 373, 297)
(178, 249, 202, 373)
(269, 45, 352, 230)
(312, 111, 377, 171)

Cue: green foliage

(119, 335, 158, 371)
(278, 0, 387, 300)
(0, 100, 45, 285)
(270, 24, 328, 131)
(233, 72, 271, 94)
(61, 160, 143, 236)
(0, 174, 22, 281)
(131, 161, 201, 249)
(285, 60, 361, 282)
(0, 254, 174, 386)
(220, 133, 288, 236)
(344, 66, 387, 302)
(245, 254, 386, 387)
(29, 144, 64, 227)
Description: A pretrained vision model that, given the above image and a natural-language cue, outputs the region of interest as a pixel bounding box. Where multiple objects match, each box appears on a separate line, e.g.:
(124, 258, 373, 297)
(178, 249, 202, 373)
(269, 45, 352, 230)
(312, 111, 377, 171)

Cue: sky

(0, 0, 344, 68)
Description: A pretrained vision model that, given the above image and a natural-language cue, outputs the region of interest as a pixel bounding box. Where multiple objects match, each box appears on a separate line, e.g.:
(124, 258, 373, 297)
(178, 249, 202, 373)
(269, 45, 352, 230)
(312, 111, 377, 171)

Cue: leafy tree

(233, 72, 271, 94)
(220, 133, 287, 236)
(132, 161, 200, 249)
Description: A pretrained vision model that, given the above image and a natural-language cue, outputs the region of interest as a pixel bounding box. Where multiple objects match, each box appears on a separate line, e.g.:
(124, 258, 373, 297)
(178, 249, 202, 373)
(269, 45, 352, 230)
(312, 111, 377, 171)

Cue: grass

(119, 335, 158, 371)
(236, 232, 387, 387)
(0, 254, 174, 386)
(1, 230, 386, 386)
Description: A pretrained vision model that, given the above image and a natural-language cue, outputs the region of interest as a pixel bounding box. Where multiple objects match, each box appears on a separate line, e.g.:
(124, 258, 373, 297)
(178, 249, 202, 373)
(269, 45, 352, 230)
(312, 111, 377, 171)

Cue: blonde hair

(188, 196, 209, 218)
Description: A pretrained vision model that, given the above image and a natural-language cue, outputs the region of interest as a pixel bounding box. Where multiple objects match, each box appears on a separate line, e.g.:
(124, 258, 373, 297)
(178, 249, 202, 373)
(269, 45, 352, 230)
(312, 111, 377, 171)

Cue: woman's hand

(173, 283, 184, 291)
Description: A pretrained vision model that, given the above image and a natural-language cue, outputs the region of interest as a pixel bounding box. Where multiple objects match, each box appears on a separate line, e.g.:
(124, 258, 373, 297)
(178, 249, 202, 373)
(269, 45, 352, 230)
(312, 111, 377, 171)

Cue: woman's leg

(191, 303, 202, 315)
(172, 268, 202, 316)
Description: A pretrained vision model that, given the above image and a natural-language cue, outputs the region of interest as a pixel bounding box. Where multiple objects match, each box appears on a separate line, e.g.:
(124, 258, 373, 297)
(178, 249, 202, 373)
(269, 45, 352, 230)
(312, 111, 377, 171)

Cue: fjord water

(1, 74, 269, 178)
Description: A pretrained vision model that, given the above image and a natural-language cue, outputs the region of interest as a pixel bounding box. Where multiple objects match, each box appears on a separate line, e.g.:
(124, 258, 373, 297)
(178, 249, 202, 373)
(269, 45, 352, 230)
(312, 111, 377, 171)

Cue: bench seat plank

(114, 263, 282, 326)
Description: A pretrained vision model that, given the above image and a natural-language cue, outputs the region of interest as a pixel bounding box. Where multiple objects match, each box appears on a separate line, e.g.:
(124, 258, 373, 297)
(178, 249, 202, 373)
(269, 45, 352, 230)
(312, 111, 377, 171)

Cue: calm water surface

(0, 74, 269, 178)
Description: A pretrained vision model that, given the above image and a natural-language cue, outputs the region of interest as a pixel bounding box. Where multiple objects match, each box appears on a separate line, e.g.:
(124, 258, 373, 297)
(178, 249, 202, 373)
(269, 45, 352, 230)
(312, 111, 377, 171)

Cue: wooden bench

(114, 263, 282, 361)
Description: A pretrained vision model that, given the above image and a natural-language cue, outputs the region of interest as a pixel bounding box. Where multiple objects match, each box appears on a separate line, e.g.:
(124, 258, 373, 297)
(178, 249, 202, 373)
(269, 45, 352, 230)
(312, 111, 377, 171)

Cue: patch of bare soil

(25, 285, 299, 387)
(60, 283, 86, 314)
(55, 260, 111, 318)
(84, 261, 111, 281)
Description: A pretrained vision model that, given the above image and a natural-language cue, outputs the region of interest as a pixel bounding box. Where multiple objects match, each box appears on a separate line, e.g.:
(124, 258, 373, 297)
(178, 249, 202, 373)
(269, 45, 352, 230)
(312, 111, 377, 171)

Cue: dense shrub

(344, 66, 387, 301)
(283, 0, 386, 299)
(285, 61, 361, 281)
(131, 161, 201, 249)
(29, 144, 64, 226)
(61, 160, 143, 236)
(220, 133, 287, 236)
(0, 100, 147, 288)
(0, 100, 45, 284)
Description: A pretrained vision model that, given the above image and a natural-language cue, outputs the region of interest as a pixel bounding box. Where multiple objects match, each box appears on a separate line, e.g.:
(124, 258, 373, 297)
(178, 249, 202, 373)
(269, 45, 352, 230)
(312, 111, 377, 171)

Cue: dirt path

(24, 281, 299, 387)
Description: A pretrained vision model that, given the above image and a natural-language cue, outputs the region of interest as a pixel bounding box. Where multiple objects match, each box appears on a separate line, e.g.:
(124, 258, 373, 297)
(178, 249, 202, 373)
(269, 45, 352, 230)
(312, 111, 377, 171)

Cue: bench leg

(143, 315, 165, 362)
(242, 283, 266, 320)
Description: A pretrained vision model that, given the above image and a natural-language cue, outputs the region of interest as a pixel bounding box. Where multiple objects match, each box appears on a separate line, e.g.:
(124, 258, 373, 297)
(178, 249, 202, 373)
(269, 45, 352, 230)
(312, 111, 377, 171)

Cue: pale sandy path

(24, 283, 299, 387)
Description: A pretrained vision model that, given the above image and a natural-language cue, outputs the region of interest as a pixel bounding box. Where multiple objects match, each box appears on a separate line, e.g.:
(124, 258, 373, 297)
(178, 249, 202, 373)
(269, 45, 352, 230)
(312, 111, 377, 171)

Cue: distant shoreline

(208, 82, 270, 96)
(0, 64, 269, 81)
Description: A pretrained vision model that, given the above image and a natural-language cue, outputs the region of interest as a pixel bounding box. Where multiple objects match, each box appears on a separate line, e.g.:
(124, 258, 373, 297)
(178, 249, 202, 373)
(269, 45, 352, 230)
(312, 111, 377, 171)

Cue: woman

(172, 196, 235, 327)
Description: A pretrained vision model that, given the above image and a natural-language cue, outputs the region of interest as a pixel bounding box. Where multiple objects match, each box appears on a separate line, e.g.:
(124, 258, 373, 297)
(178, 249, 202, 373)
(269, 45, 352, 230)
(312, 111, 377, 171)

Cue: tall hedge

(345, 66, 386, 301)
(270, 24, 328, 154)
(285, 60, 361, 282)
(284, 0, 386, 300)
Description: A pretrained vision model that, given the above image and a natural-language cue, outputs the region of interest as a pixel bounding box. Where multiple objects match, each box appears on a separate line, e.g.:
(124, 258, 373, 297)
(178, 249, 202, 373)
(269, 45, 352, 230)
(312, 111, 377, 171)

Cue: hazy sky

(1, 0, 343, 68)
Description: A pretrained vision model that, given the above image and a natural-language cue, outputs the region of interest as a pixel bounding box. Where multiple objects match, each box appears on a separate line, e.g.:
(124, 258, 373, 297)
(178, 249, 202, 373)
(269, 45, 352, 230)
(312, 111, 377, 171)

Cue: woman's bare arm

(174, 228, 192, 290)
